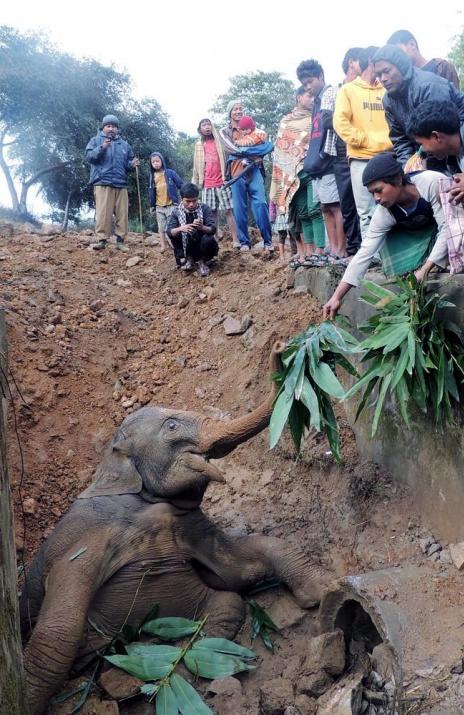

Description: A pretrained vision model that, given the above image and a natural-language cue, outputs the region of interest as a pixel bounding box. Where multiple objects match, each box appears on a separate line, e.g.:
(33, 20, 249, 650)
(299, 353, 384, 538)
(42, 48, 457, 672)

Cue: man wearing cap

(85, 115, 140, 251)
(372, 46, 464, 168)
(322, 152, 452, 319)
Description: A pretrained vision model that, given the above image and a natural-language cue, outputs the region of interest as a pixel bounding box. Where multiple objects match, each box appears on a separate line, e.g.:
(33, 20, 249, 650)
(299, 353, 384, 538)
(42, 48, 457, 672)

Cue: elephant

(20, 343, 331, 714)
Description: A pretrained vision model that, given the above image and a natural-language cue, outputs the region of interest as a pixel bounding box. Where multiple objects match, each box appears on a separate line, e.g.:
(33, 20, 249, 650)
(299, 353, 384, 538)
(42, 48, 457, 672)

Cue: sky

(1, 0, 463, 213)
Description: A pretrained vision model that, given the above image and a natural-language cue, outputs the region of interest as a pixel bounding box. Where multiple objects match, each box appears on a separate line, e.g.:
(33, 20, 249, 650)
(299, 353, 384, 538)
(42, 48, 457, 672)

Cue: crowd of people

(84, 30, 464, 305)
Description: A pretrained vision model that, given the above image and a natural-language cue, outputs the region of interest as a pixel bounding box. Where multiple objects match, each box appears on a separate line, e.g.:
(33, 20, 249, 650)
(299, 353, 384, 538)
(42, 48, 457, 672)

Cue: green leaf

(391, 343, 409, 390)
(169, 673, 213, 715)
(407, 330, 416, 372)
(299, 377, 321, 432)
(184, 649, 255, 679)
(288, 401, 305, 451)
(311, 361, 344, 399)
(396, 376, 411, 427)
(437, 350, 445, 406)
(360, 280, 397, 300)
(344, 363, 389, 400)
(382, 323, 410, 354)
(320, 393, 342, 463)
(141, 617, 200, 640)
(284, 347, 305, 396)
(354, 378, 378, 422)
(156, 683, 179, 715)
(125, 643, 182, 661)
(332, 353, 358, 378)
(269, 389, 293, 449)
(140, 683, 159, 697)
(194, 638, 256, 660)
(372, 373, 393, 437)
(105, 654, 173, 681)
(294, 361, 306, 401)
(249, 600, 278, 652)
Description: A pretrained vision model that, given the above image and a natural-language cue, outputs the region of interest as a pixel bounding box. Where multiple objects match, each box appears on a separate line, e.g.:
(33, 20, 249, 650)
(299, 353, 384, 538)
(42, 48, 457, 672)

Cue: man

(296, 59, 347, 261)
(192, 118, 239, 246)
(166, 183, 218, 277)
(270, 86, 324, 264)
(408, 100, 464, 206)
(220, 100, 273, 252)
(85, 114, 139, 252)
(373, 45, 464, 167)
(334, 46, 393, 239)
(387, 29, 460, 89)
(342, 47, 363, 83)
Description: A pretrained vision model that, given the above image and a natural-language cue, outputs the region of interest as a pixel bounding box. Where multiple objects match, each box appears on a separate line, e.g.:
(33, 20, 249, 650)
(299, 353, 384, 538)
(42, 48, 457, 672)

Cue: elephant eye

(167, 419, 178, 431)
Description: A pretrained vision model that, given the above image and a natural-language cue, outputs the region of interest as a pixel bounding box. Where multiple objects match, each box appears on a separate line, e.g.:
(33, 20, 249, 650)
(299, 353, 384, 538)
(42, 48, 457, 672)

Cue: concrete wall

(292, 267, 464, 542)
(0, 308, 26, 713)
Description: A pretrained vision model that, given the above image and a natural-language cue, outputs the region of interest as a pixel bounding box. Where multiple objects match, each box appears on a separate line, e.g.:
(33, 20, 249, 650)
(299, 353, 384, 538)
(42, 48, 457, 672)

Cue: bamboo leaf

(311, 362, 344, 399)
(360, 280, 397, 300)
(407, 330, 416, 372)
(141, 617, 200, 640)
(396, 376, 411, 427)
(437, 350, 445, 406)
(125, 643, 182, 661)
(156, 684, 178, 715)
(194, 638, 256, 660)
(105, 653, 173, 680)
(169, 673, 213, 715)
(320, 393, 342, 463)
(184, 649, 255, 679)
(284, 347, 305, 396)
(391, 343, 409, 390)
(354, 378, 378, 422)
(269, 389, 293, 449)
(299, 377, 321, 432)
(288, 401, 305, 451)
(372, 373, 393, 437)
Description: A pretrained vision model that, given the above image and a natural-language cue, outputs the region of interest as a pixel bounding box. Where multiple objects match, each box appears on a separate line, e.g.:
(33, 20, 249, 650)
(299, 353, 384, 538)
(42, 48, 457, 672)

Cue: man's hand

(131, 158, 140, 168)
(179, 224, 196, 234)
(446, 173, 464, 205)
(414, 267, 428, 282)
(322, 295, 342, 321)
(193, 219, 207, 232)
(102, 138, 112, 149)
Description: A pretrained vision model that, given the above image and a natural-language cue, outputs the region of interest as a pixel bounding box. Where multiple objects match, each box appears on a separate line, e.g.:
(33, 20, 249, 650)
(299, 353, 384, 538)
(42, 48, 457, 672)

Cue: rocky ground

(1, 222, 464, 714)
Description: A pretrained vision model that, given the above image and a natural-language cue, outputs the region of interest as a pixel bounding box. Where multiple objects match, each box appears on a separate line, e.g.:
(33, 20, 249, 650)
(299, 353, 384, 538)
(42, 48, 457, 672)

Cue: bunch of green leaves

(248, 600, 278, 652)
(269, 321, 359, 462)
(103, 616, 257, 714)
(345, 276, 464, 435)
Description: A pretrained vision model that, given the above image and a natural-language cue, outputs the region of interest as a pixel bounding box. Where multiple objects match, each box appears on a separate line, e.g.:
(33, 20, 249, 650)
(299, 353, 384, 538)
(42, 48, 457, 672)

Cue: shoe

(115, 239, 129, 252)
(198, 261, 210, 277)
(92, 239, 107, 250)
(255, 240, 264, 249)
(232, 241, 241, 249)
(180, 259, 194, 271)
(240, 245, 251, 252)
(264, 244, 275, 253)
(309, 255, 329, 267)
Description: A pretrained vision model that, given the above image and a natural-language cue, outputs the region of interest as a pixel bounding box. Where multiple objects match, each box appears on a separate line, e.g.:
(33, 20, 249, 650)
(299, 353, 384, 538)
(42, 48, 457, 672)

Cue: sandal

(289, 258, 305, 269)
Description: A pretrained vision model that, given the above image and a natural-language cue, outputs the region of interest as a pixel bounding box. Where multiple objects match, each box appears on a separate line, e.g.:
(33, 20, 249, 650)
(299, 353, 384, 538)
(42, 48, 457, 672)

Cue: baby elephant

(21, 343, 331, 714)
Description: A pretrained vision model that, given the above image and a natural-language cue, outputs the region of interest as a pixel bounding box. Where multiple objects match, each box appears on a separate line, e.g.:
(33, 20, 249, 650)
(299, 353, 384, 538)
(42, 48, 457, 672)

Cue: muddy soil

(1, 227, 463, 714)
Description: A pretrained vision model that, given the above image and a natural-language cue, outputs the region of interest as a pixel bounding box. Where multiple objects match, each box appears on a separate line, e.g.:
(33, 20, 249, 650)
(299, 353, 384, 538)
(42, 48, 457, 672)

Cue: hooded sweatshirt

(148, 153, 183, 208)
(333, 78, 392, 160)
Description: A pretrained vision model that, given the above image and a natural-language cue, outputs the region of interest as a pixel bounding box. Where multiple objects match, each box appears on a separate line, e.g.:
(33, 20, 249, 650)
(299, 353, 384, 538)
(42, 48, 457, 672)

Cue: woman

(323, 152, 450, 319)
(221, 100, 273, 252)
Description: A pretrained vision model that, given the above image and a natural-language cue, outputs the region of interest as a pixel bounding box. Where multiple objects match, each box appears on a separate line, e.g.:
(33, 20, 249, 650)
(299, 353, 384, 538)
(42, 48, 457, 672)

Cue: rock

(23, 497, 38, 516)
(81, 697, 120, 714)
(267, 594, 307, 630)
(134, 386, 150, 406)
(371, 643, 395, 681)
(449, 542, 464, 570)
(178, 297, 189, 309)
(296, 672, 333, 698)
(116, 278, 132, 287)
(23, 222, 40, 234)
(294, 695, 318, 715)
(369, 670, 384, 689)
(126, 255, 143, 268)
(439, 549, 452, 564)
(260, 469, 274, 487)
(90, 299, 105, 313)
(419, 534, 435, 553)
(283, 708, 299, 715)
(427, 542, 442, 556)
(98, 668, 143, 699)
(286, 269, 295, 288)
(259, 678, 294, 715)
(208, 315, 225, 327)
(198, 292, 208, 303)
(195, 387, 206, 399)
(207, 677, 242, 697)
(81, 228, 94, 236)
(223, 315, 252, 336)
(315, 672, 363, 715)
(301, 630, 346, 678)
(450, 659, 464, 675)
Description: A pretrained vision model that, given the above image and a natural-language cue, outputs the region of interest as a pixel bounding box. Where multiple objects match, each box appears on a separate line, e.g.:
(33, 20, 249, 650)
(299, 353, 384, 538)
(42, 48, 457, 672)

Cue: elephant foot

(290, 569, 334, 610)
(201, 590, 246, 640)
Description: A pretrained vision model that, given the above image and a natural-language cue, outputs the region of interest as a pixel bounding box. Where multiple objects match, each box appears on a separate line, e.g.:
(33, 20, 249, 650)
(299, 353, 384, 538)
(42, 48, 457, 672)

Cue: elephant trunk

(198, 342, 284, 459)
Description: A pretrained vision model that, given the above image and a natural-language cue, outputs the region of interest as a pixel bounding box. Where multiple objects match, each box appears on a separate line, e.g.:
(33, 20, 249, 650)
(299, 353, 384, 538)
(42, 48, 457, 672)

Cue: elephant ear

(77, 437, 142, 498)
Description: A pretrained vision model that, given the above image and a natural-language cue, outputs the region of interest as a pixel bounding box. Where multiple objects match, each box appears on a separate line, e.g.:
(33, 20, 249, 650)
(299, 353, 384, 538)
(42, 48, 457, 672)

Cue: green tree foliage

(449, 26, 464, 84)
(0, 26, 177, 223)
(211, 70, 296, 139)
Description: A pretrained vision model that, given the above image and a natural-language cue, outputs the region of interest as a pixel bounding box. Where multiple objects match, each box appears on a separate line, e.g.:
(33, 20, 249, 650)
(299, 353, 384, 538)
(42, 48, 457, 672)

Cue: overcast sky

(2, 0, 463, 212)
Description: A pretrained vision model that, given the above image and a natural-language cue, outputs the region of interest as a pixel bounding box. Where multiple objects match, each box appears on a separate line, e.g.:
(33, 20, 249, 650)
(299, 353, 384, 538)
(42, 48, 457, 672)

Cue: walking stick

(135, 165, 145, 258)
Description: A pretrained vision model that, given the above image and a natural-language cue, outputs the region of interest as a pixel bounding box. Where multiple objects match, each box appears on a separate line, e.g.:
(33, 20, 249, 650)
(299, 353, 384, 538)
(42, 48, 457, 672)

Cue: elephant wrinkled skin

(20, 343, 331, 714)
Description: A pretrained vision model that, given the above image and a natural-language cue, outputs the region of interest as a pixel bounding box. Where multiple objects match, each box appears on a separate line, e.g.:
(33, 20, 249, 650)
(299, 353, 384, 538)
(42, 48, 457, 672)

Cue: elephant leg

(199, 588, 246, 640)
(194, 533, 331, 609)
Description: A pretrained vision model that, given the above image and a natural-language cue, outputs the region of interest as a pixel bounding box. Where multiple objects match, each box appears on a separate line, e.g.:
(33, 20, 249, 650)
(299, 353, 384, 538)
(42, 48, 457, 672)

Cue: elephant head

(78, 342, 283, 506)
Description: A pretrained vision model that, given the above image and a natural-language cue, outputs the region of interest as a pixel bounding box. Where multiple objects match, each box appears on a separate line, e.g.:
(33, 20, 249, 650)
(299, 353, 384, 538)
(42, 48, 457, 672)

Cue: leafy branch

(269, 321, 359, 462)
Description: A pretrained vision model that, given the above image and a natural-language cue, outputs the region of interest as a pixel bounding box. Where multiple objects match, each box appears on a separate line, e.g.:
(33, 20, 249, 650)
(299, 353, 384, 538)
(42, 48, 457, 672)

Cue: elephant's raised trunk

(198, 342, 284, 459)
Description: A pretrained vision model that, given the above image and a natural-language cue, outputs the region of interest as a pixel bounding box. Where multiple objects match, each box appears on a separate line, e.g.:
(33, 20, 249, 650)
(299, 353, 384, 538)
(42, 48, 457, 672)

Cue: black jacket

(383, 67, 464, 165)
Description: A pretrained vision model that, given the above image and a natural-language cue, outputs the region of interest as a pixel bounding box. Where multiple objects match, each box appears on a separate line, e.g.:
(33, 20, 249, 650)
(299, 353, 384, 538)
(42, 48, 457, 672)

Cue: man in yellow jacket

(334, 46, 392, 240)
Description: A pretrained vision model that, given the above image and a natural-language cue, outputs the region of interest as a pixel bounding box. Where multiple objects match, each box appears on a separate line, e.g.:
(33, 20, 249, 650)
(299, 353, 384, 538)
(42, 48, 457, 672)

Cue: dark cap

(362, 152, 403, 186)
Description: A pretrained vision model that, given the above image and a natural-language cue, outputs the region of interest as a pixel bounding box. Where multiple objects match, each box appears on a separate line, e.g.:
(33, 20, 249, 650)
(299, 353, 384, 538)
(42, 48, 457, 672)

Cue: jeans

(171, 232, 218, 266)
(350, 160, 377, 241)
(230, 167, 272, 247)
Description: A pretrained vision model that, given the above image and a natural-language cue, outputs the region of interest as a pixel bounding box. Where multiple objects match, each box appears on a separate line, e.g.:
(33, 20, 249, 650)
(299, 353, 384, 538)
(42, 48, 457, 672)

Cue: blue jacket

(85, 132, 135, 187)
(149, 152, 183, 207)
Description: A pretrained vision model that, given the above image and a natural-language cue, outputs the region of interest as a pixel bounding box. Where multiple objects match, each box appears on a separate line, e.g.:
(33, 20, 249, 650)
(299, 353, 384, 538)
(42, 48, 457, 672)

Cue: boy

(166, 183, 218, 277)
(149, 152, 183, 252)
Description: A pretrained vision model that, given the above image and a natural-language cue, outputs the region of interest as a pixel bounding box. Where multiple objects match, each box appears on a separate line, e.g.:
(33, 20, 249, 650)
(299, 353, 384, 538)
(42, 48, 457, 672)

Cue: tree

(172, 132, 196, 183)
(210, 70, 296, 139)
(449, 26, 464, 84)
